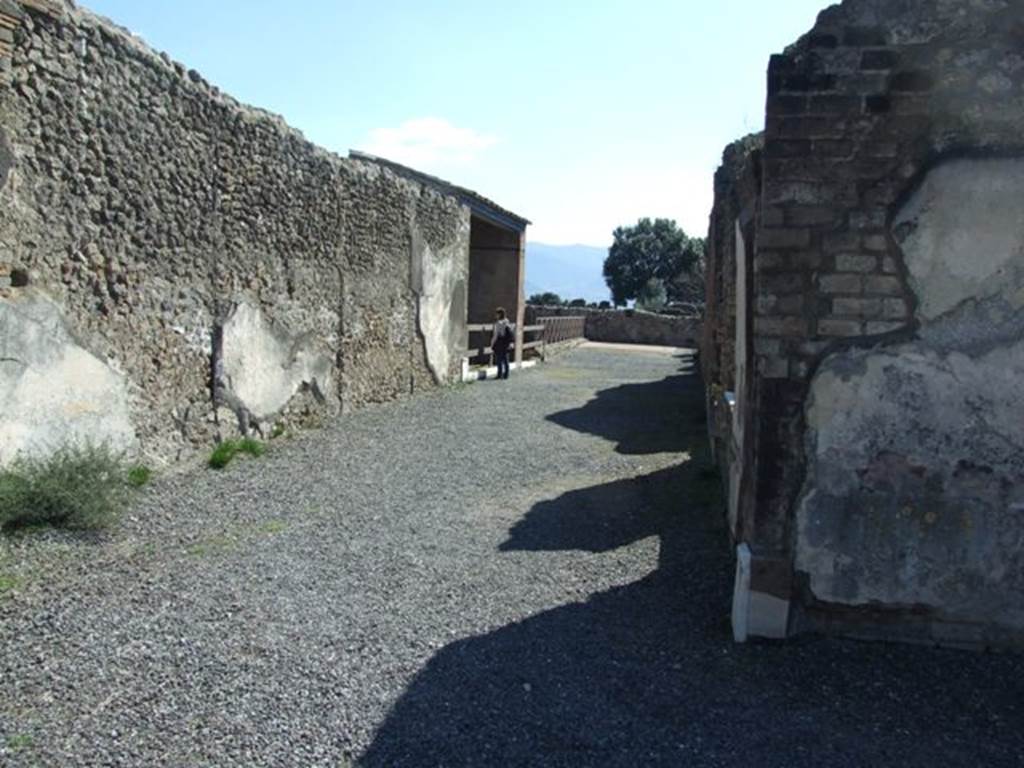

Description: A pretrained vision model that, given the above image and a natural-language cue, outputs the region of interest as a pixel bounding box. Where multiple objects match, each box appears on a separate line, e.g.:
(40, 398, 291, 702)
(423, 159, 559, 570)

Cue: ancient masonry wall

(703, 134, 761, 534)
(525, 305, 701, 348)
(0, 1, 470, 466)
(710, 0, 1024, 645)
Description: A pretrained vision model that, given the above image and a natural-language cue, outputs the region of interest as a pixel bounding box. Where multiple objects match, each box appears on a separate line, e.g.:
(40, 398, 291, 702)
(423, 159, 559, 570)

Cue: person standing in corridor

(491, 307, 514, 380)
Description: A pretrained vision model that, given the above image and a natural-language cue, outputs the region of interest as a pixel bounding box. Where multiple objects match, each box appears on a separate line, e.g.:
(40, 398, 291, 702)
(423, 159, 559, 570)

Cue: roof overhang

(349, 150, 530, 234)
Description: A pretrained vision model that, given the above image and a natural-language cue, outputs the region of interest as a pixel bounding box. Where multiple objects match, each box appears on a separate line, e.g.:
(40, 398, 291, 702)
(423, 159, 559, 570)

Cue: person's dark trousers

(495, 347, 510, 379)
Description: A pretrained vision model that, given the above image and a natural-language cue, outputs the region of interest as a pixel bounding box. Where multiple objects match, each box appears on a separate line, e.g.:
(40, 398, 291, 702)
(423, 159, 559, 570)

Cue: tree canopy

(527, 292, 564, 306)
(603, 218, 704, 307)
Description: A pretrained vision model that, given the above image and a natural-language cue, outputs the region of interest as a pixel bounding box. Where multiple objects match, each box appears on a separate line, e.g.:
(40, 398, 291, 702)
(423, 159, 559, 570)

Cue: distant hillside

(525, 243, 609, 304)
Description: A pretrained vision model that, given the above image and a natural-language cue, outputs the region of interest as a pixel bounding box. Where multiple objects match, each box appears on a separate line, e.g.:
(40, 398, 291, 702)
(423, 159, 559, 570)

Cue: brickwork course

(707, 0, 1024, 646)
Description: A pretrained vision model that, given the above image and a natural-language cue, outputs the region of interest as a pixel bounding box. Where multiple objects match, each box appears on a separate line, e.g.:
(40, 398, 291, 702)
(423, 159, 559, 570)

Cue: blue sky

(85, 0, 827, 245)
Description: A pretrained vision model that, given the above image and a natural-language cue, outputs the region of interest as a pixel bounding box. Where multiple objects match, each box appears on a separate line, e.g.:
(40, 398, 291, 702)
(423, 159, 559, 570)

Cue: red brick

(818, 318, 864, 337)
(864, 275, 904, 295)
(862, 233, 889, 251)
(866, 320, 907, 335)
(835, 253, 877, 273)
(756, 316, 809, 337)
(758, 354, 791, 379)
(819, 274, 863, 294)
(760, 228, 812, 249)
(761, 206, 785, 227)
(833, 297, 882, 317)
(786, 205, 840, 227)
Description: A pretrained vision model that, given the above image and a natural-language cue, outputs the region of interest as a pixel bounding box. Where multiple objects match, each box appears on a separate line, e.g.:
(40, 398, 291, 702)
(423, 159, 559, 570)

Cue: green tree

(636, 278, 668, 312)
(603, 218, 704, 306)
(527, 292, 564, 306)
(667, 241, 707, 306)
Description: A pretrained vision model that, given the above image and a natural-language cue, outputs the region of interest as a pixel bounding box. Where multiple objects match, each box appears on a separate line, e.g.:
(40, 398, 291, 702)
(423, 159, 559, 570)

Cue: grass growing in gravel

(0, 573, 19, 595)
(127, 465, 153, 488)
(258, 519, 288, 535)
(6, 734, 32, 752)
(186, 535, 236, 557)
(208, 438, 267, 470)
(0, 444, 132, 531)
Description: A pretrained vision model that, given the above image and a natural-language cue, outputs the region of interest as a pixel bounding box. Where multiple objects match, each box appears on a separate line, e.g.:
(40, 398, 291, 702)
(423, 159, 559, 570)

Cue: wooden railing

(466, 324, 546, 359)
(466, 316, 585, 363)
(538, 316, 586, 345)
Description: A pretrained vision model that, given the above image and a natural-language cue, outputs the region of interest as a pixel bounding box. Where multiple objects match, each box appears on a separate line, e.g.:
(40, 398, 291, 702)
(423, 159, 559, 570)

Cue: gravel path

(1, 344, 1022, 767)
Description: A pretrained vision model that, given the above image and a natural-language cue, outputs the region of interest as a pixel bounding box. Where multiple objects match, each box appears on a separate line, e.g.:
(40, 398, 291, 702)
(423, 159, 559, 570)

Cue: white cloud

(359, 117, 498, 170)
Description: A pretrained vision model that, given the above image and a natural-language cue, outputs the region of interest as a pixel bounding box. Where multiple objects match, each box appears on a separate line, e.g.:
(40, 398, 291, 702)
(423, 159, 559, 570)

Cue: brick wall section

(703, 135, 761, 527)
(702, 135, 762, 399)
(744, 0, 1024, 581)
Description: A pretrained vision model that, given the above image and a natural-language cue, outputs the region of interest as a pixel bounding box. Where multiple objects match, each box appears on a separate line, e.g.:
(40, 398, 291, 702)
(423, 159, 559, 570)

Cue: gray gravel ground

(1, 344, 1022, 767)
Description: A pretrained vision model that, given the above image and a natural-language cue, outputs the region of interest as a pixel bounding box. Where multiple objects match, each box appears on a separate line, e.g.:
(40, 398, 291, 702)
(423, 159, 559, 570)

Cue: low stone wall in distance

(526, 305, 702, 348)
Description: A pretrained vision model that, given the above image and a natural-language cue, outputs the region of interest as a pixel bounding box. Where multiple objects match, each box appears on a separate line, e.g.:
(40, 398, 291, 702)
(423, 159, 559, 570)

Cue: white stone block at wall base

(461, 359, 537, 383)
(732, 544, 752, 642)
(732, 544, 790, 642)
(0, 290, 138, 466)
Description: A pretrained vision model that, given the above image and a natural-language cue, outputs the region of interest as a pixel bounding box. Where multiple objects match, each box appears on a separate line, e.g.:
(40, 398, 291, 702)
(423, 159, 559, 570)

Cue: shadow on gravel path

(544, 351, 698, 455)
(360, 357, 1024, 768)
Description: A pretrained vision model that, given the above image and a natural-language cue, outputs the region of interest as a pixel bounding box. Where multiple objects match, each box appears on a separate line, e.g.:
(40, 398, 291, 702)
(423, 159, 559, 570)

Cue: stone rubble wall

(710, 0, 1024, 645)
(0, 0, 470, 466)
(525, 305, 701, 348)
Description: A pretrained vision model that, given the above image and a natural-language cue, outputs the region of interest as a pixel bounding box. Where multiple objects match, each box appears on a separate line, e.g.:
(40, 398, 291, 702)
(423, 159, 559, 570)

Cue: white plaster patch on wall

(796, 338, 1024, 626)
(893, 157, 1024, 321)
(415, 216, 470, 385)
(220, 303, 334, 421)
(0, 290, 137, 466)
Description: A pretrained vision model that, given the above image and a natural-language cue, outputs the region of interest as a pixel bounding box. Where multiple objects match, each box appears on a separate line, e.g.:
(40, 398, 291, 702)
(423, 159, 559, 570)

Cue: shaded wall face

(797, 157, 1024, 636)
(0, 2, 469, 465)
(744, 0, 1024, 642)
(468, 217, 521, 325)
(704, 136, 762, 544)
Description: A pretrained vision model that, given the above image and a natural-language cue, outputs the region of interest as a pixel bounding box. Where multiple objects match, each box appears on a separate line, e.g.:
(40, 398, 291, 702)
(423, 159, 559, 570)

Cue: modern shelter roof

(349, 150, 530, 234)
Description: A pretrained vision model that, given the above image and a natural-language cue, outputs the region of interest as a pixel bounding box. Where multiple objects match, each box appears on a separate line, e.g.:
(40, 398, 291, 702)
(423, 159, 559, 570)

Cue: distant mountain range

(525, 243, 610, 304)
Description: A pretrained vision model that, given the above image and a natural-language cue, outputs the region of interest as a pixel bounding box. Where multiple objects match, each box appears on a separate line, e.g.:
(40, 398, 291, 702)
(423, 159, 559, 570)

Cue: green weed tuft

(0, 443, 131, 531)
(208, 442, 236, 470)
(0, 573, 19, 595)
(7, 734, 33, 751)
(208, 438, 267, 470)
(258, 519, 287, 535)
(238, 438, 266, 458)
(127, 465, 153, 488)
